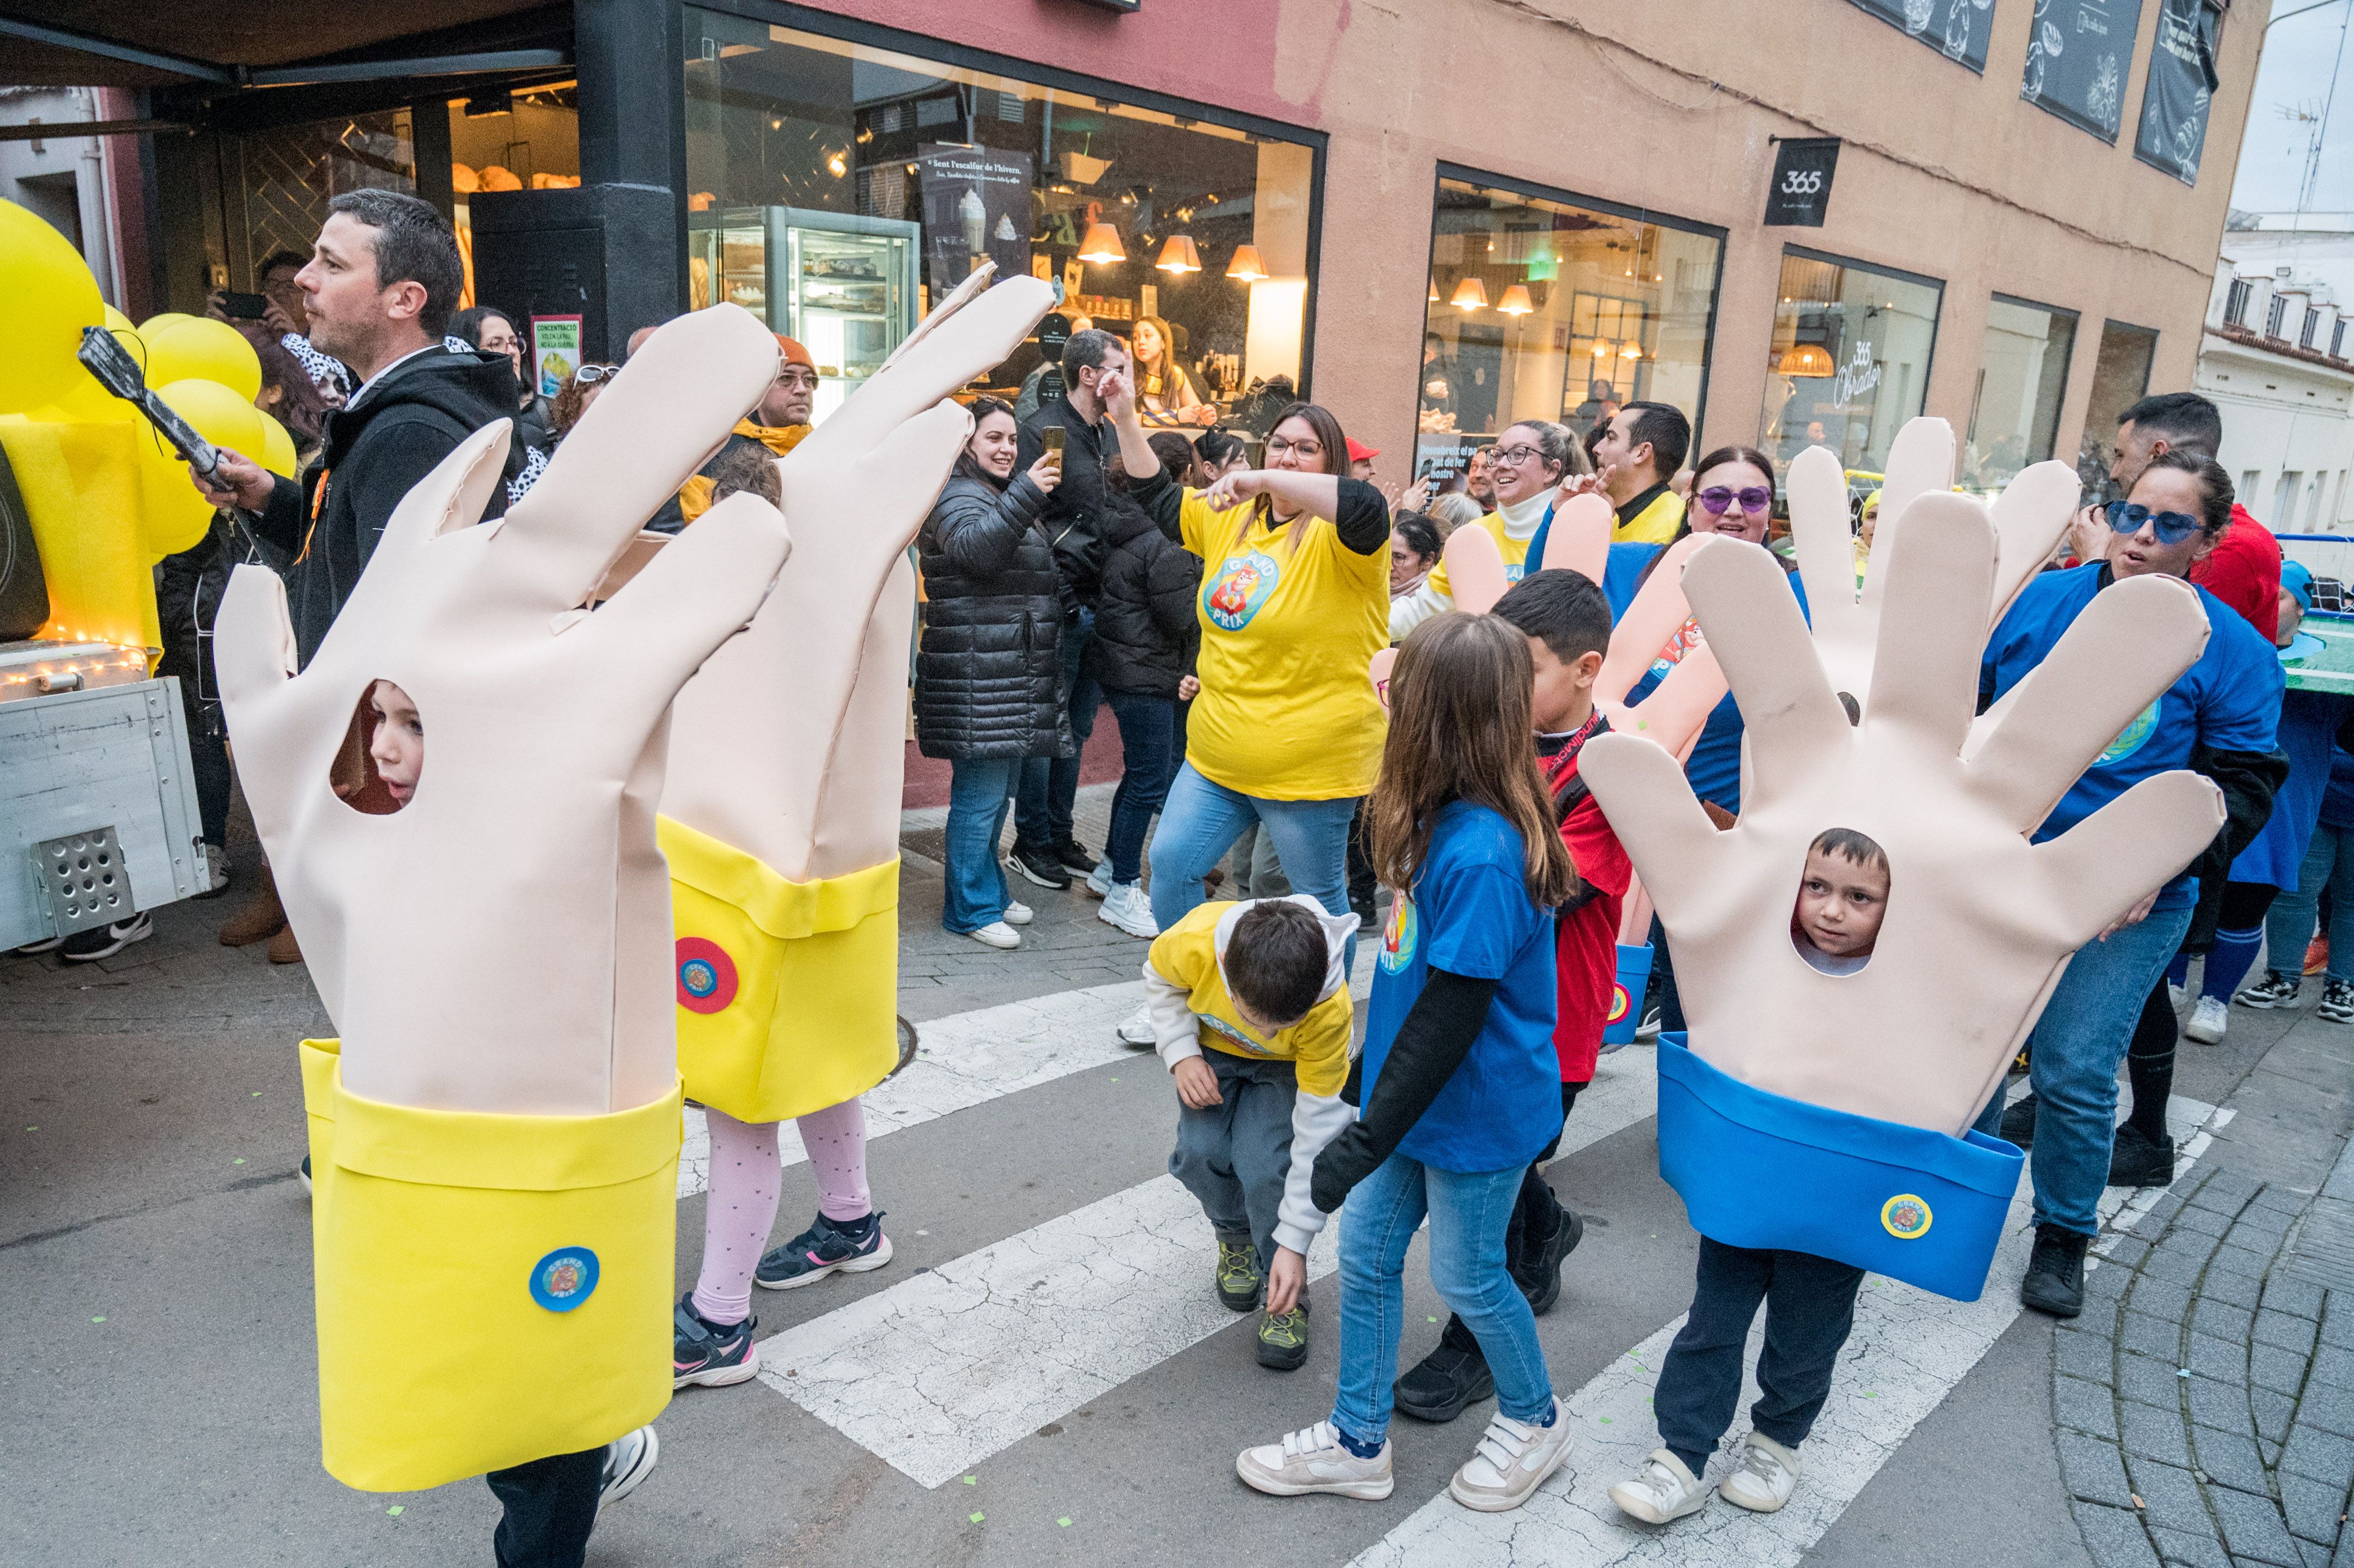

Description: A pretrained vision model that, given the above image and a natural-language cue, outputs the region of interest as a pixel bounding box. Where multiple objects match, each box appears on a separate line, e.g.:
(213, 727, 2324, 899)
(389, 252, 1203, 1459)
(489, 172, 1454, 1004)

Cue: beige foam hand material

(216, 305, 792, 1116)
(662, 267, 1055, 882)
(1581, 509, 2225, 1137)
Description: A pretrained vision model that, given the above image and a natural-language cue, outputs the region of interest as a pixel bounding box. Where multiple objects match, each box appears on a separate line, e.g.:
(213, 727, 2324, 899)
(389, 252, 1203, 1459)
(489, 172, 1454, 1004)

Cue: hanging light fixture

(1077, 221, 1127, 264)
(1620, 341, 1642, 360)
(1590, 339, 1610, 357)
(1497, 284, 1535, 316)
(1775, 343, 1835, 377)
(1155, 235, 1201, 274)
(1449, 277, 1488, 311)
(1227, 244, 1269, 282)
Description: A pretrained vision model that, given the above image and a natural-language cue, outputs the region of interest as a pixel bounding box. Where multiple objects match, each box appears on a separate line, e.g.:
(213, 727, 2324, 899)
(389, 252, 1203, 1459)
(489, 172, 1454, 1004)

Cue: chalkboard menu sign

(2133, 0, 2219, 185)
(1848, 0, 1996, 73)
(2022, 0, 2149, 143)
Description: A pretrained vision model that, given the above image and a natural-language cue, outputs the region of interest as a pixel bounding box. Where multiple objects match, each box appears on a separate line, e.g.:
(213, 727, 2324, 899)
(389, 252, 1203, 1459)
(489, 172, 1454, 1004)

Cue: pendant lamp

(1078, 222, 1126, 264)
(1156, 235, 1201, 274)
(1775, 343, 1835, 377)
(1227, 244, 1269, 282)
(1498, 284, 1535, 316)
(1449, 277, 1488, 311)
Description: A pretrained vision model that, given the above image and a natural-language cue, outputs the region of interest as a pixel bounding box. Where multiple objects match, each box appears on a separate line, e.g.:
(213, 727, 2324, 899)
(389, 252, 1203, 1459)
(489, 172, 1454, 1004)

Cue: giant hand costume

(655, 268, 1054, 1124)
(216, 305, 792, 1488)
(1582, 500, 2223, 1299)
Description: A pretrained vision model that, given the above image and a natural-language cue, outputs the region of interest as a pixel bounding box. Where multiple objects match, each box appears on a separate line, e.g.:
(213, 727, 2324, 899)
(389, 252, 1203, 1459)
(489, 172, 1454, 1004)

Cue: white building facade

(2199, 215, 2354, 536)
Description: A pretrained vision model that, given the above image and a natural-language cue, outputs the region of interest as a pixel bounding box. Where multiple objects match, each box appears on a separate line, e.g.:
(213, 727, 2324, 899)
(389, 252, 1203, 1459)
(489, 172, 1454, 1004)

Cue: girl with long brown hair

(1236, 612, 1579, 1512)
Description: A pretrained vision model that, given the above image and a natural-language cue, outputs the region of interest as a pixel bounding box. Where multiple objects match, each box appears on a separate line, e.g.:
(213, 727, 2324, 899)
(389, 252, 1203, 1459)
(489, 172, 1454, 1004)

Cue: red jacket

(2191, 503, 2282, 643)
(1543, 717, 1633, 1086)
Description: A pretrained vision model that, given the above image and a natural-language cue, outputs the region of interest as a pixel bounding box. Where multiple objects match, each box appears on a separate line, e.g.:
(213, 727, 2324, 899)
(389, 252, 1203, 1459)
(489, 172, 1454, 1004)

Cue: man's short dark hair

(1622, 400, 1690, 478)
(257, 248, 309, 281)
(1225, 901, 1328, 1026)
(1493, 568, 1614, 666)
(1061, 326, 1123, 382)
(2117, 391, 2222, 460)
(326, 189, 463, 337)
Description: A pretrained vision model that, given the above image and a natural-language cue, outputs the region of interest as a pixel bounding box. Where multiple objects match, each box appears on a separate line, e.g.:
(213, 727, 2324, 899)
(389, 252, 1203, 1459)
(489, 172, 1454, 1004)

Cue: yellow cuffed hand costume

(216, 307, 794, 1490)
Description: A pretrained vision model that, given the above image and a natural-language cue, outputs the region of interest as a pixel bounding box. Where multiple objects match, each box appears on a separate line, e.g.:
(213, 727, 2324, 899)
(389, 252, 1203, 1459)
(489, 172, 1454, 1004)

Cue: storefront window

(1964, 294, 2078, 493)
(681, 11, 1319, 426)
(1760, 247, 1942, 491)
(446, 86, 581, 308)
(1415, 172, 1722, 491)
(2077, 319, 2160, 497)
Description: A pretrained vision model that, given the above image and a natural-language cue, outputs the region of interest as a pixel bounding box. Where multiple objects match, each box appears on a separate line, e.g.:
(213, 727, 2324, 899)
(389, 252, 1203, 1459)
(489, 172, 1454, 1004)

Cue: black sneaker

(1006, 842, 1073, 890)
(1215, 1238, 1263, 1311)
(1999, 1091, 2037, 1150)
(1395, 1316, 1494, 1423)
(2020, 1224, 2089, 1318)
(1052, 836, 1098, 876)
(59, 911, 151, 963)
(1255, 1298, 1309, 1371)
(755, 1211, 893, 1290)
(2108, 1123, 2175, 1187)
(1512, 1201, 1584, 1317)
(673, 1294, 761, 1388)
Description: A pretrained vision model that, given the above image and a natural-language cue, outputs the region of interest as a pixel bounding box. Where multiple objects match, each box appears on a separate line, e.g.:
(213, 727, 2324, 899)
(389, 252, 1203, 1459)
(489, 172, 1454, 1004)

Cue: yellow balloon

(104, 303, 134, 333)
(256, 409, 300, 478)
(0, 198, 106, 415)
(130, 415, 214, 559)
(139, 311, 194, 337)
(148, 318, 263, 403)
(34, 327, 143, 423)
(156, 376, 265, 459)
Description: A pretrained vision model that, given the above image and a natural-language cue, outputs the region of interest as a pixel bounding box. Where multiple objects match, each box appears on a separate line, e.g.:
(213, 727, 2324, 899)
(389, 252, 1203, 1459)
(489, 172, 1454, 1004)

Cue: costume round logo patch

(1378, 895, 1418, 974)
(2095, 698, 2162, 767)
(1606, 983, 1631, 1024)
(1203, 550, 1280, 632)
(530, 1247, 600, 1311)
(675, 937, 738, 1014)
(1880, 1194, 1933, 1240)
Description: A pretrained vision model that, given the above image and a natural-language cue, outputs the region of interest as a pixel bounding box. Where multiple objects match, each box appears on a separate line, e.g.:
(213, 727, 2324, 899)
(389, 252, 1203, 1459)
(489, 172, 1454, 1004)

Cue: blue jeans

(1973, 902, 2194, 1236)
(2267, 822, 2354, 986)
(1146, 763, 1360, 971)
(1102, 689, 1179, 886)
(1015, 608, 1098, 850)
(942, 756, 1019, 934)
(1332, 1152, 1554, 1447)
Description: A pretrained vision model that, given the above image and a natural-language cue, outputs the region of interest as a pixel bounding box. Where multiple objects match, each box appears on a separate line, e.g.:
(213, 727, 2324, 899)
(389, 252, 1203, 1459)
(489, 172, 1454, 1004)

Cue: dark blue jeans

(1102, 689, 1179, 886)
(1016, 607, 1098, 850)
(486, 1447, 603, 1567)
(1653, 1238, 1864, 1477)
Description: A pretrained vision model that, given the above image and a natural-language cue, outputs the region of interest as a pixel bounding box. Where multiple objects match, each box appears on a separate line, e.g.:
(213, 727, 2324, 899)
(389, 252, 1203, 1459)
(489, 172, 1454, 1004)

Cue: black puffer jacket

(915, 471, 1071, 761)
(1087, 485, 1199, 698)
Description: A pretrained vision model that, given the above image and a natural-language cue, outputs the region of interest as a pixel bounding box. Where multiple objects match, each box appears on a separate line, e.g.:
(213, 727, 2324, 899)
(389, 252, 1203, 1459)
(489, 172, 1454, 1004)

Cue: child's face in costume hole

(1794, 845, 1889, 959)
(369, 680, 423, 806)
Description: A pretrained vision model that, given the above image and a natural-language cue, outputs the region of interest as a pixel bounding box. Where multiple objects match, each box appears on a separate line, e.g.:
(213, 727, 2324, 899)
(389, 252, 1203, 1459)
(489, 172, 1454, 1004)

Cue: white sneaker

(2168, 982, 2187, 1012)
(598, 1424, 659, 1508)
(2183, 994, 2229, 1044)
(965, 921, 1020, 950)
(1717, 1431, 1801, 1513)
(1449, 1398, 1573, 1512)
(1115, 1004, 1157, 1049)
(1609, 1448, 1708, 1524)
(1001, 901, 1033, 927)
(1099, 881, 1159, 939)
(1235, 1420, 1394, 1499)
(1084, 860, 1113, 899)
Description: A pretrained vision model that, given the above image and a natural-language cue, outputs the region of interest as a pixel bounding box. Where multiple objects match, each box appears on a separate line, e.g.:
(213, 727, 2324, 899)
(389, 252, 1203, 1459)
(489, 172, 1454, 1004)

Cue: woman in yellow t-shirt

(1108, 375, 1390, 976)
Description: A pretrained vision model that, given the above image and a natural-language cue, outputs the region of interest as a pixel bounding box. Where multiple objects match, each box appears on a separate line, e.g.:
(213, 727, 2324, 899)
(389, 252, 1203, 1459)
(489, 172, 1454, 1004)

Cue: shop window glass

(1415, 173, 1722, 493)
(2077, 319, 2159, 497)
(682, 10, 1318, 426)
(447, 86, 582, 307)
(1760, 248, 1943, 493)
(221, 111, 415, 289)
(1964, 295, 2078, 492)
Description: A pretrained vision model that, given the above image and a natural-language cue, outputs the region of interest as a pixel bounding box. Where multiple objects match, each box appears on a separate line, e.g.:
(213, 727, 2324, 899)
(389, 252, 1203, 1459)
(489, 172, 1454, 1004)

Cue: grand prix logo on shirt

(2095, 698, 2162, 767)
(1378, 894, 1419, 974)
(1204, 550, 1280, 631)
(1198, 1012, 1276, 1055)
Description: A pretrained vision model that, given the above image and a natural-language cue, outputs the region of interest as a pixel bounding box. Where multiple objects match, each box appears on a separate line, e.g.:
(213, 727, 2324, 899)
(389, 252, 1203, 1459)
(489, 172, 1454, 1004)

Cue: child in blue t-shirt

(1234, 611, 1584, 1514)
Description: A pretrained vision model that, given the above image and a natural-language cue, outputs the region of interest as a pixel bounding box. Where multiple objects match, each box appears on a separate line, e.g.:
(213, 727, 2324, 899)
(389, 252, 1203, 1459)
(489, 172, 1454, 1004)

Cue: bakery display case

(689, 206, 919, 422)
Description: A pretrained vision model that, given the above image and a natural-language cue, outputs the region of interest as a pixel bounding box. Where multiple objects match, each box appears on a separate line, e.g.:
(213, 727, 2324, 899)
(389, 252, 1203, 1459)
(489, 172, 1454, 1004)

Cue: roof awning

(0, 2, 565, 89)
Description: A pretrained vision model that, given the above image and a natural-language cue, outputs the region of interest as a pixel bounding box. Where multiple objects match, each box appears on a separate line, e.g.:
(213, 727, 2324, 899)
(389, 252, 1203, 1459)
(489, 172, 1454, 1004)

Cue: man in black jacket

(1010, 327, 1132, 889)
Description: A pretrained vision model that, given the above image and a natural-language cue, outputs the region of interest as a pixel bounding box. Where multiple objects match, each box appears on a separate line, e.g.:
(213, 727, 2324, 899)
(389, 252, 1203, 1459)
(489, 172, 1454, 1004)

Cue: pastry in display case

(689, 206, 919, 422)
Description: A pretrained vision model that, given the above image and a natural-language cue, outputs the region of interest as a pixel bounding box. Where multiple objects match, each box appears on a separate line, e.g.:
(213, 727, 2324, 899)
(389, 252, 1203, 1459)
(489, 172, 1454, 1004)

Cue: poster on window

(2133, 0, 2217, 185)
(1847, 0, 1996, 72)
(530, 314, 582, 398)
(2022, 0, 2147, 143)
(913, 144, 1034, 299)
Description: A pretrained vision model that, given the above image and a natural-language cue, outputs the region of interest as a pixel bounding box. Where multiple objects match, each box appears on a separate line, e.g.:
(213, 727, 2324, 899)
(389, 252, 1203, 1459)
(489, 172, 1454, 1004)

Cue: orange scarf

(674, 420, 811, 524)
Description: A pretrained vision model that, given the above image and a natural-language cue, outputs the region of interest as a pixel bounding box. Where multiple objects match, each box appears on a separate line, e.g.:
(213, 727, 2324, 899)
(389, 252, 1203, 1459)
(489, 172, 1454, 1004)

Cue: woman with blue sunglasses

(1975, 451, 2284, 1318)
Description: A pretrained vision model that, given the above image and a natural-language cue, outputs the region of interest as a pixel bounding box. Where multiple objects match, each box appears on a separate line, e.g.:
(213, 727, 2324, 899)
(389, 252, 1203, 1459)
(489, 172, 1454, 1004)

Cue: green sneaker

(1256, 1301, 1310, 1371)
(1215, 1239, 1263, 1311)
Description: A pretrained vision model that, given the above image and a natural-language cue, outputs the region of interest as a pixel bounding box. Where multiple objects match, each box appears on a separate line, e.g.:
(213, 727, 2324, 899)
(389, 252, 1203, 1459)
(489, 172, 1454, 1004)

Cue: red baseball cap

(1346, 437, 1380, 463)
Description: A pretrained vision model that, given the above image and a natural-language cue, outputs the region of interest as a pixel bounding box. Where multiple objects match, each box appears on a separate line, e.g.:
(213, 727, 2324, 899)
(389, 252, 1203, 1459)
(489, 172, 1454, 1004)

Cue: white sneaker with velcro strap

(1235, 1420, 1394, 1499)
(1448, 1397, 1573, 1512)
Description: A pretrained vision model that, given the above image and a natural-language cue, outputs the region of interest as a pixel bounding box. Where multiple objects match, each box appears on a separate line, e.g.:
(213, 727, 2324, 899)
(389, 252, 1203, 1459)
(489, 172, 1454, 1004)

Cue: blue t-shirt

(1601, 541, 1810, 812)
(1980, 563, 2283, 910)
(2233, 688, 2342, 890)
(1362, 801, 1560, 1174)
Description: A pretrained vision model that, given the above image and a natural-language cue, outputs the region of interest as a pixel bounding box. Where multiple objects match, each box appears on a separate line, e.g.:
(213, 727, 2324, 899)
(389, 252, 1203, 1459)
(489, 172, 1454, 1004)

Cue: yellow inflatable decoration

(137, 311, 193, 338)
(104, 303, 133, 333)
(0, 417, 159, 649)
(257, 410, 300, 478)
(0, 199, 105, 416)
(147, 318, 263, 404)
(135, 378, 261, 557)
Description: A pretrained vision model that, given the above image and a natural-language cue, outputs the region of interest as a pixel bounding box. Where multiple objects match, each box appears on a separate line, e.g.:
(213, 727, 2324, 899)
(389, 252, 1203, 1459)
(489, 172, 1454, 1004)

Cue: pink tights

(691, 1098, 871, 1326)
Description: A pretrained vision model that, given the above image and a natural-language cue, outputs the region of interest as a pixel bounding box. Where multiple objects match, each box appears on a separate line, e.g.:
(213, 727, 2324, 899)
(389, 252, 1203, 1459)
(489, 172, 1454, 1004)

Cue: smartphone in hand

(218, 291, 270, 320)
(1041, 426, 1065, 473)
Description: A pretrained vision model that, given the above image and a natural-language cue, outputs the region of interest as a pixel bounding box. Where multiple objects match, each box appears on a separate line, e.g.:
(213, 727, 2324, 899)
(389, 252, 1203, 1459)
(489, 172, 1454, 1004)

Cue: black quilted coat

(915, 471, 1070, 761)
(1086, 488, 1199, 698)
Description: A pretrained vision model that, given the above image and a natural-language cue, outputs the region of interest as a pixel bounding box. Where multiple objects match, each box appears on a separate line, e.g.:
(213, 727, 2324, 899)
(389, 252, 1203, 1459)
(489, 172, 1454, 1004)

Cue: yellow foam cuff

(658, 816, 900, 1123)
(298, 1040, 678, 1492)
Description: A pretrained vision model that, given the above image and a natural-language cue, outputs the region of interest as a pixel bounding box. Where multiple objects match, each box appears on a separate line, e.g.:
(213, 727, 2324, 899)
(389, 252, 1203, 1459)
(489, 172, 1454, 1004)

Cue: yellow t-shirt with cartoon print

(1421, 508, 1536, 603)
(1147, 903, 1352, 1098)
(1177, 487, 1388, 801)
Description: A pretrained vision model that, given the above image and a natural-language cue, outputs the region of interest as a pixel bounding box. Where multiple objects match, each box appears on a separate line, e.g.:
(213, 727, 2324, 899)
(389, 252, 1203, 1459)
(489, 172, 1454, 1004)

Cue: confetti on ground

(963, 1475, 977, 1485)
(969, 1511, 985, 1523)
(90, 1316, 105, 1323)
(1426, 1316, 1439, 1323)
(1057, 1517, 1073, 1527)
(233, 1158, 246, 1165)
(1626, 1356, 1647, 1372)
(1598, 1416, 1612, 1424)
(252, 1091, 262, 1096)
(2176, 1368, 2192, 1378)
(386, 1506, 403, 1516)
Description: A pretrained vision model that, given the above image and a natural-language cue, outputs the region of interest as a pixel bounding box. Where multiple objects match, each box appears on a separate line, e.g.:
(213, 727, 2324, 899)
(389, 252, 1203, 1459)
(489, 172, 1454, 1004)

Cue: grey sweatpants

(1169, 1048, 1299, 1274)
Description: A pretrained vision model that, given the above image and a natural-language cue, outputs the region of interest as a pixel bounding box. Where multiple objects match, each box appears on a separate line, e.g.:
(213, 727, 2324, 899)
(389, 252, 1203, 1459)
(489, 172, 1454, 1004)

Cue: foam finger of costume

(1617, 642, 1728, 762)
(1597, 533, 1710, 706)
(802, 553, 920, 882)
(1858, 416, 1956, 620)
(1439, 522, 1506, 614)
(500, 303, 780, 597)
(2029, 771, 2227, 947)
(1861, 494, 1996, 753)
(873, 259, 995, 376)
(1786, 444, 1867, 626)
(1579, 730, 1728, 928)
(1368, 646, 1398, 713)
(1682, 538, 1850, 803)
(1964, 574, 2212, 832)
(1986, 460, 2081, 622)
(1538, 491, 1613, 581)
(790, 276, 1052, 461)
(573, 491, 790, 700)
